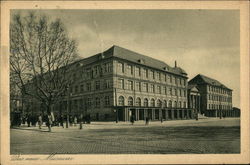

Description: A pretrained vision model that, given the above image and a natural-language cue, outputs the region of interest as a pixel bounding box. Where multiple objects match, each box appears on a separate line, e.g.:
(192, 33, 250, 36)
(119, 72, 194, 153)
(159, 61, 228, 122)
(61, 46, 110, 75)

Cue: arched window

(174, 101, 177, 108)
(157, 99, 162, 107)
(135, 97, 141, 106)
(150, 98, 155, 107)
(163, 100, 167, 107)
(118, 96, 124, 106)
(168, 100, 172, 108)
(128, 97, 133, 106)
(183, 101, 186, 108)
(144, 98, 148, 107)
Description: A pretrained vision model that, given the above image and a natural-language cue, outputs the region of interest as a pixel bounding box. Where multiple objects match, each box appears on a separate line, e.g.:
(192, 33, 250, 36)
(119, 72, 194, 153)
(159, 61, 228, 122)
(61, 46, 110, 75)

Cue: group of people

(13, 113, 92, 132)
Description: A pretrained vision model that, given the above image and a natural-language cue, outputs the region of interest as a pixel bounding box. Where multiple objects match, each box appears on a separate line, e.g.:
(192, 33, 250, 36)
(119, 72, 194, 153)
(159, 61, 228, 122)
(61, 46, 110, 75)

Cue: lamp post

(65, 85, 70, 128)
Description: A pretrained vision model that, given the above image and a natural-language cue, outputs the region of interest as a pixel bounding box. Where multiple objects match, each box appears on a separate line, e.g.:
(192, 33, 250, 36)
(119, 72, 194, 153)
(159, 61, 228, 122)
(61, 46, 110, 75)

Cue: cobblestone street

(11, 118, 240, 154)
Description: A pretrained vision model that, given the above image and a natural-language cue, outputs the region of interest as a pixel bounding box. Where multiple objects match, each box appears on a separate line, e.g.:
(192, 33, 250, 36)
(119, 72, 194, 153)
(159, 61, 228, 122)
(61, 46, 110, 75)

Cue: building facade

(188, 74, 233, 117)
(46, 45, 194, 121)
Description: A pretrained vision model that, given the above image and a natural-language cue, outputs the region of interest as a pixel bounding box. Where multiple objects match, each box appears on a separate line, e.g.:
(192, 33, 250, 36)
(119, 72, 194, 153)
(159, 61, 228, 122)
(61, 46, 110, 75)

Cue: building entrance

(139, 109, 144, 120)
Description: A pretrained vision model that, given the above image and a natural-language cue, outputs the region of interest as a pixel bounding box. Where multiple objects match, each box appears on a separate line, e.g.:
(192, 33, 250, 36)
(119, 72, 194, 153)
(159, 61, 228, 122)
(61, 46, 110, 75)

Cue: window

(175, 77, 177, 85)
(118, 79, 124, 89)
(94, 65, 99, 75)
(135, 82, 141, 91)
(164, 74, 167, 82)
(168, 100, 172, 107)
(179, 89, 182, 97)
(105, 96, 110, 106)
(169, 88, 172, 95)
(87, 98, 91, 107)
(169, 75, 172, 84)
(87, 83, 91, 91)
(75, 85, 78, 93)
(156, 86, 161, 94)
(149, 70, 154, 79)
(179, 101, 182, 108)
(157, 99, 162, 107)
(174, 89, 177, 96)
(128, 97, 133, 106)
(128, 80, 133, 90)
(144, 98, 148, 107)
(183, 102, 186, 108)
(104, 63, 112, 72)
(95, 97, 100, 107)
(163, 86, 167, 94)
(184, 90, 186, 97)
(135, 66, 140, 76)
(150, 98, 155, 107)
(163, 100, 167, 107)
(118, 62, 124, 73)
(104, 79, 112, 89)
(156, 72, 161, 81)
(142, 68, 148, 78)
(80, 84, 84, 92)
(95, 81, 100, 90)
(86, 68, 92, 79)
(149, 84, 154, 93)
(180, 79, 182, 85)
(143, 83, 148, 92)
(118, 96, 124, 106)
(136, 97, 141, 106)
(127, 64, 133, 75)
(174, 101, 177, 108)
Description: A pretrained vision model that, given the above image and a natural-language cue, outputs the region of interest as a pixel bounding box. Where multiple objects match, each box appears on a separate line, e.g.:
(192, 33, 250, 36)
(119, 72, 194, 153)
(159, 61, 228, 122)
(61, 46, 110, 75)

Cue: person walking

(38, 114, 43, 129)
(74, 116, 77, 127)
(145, 117, 149, 125)
(79, 114, 83, 130)
(130, 115, 135, 125)
(59, 114, 64, 128)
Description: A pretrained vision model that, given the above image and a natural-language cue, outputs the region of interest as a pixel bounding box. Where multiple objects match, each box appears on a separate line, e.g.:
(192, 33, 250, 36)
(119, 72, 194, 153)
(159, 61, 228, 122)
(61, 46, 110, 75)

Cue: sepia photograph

(1, 1, 249, 164)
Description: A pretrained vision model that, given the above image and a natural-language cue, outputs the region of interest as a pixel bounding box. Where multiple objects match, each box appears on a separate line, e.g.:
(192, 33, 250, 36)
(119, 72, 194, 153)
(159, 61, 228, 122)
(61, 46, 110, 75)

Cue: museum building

(188, 74, 234, 117)
(49, 45, 194, 121)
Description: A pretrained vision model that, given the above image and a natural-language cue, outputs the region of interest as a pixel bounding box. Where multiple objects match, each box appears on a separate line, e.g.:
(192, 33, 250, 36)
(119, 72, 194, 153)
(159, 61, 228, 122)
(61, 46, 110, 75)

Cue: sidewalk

(12, 117, 240, 132)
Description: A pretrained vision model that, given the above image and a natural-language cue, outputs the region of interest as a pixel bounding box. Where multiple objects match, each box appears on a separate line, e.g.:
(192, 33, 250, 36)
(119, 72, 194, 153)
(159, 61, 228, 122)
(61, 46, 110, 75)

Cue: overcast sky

(14, 10, 240, 107)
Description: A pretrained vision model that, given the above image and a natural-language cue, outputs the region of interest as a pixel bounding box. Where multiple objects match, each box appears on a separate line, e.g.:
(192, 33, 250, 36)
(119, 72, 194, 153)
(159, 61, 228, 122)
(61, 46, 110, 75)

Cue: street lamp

(65, 85, 70, 128)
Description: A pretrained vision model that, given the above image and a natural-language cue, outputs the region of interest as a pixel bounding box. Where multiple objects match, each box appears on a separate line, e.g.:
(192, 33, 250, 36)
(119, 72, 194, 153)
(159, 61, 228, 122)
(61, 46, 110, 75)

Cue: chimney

(175, 60, 177, 68)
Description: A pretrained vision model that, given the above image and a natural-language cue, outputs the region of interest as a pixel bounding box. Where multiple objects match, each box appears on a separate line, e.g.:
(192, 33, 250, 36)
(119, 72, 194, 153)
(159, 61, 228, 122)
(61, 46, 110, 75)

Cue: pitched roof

(189, 74, 232, 90)
(76, 45, 187, 77)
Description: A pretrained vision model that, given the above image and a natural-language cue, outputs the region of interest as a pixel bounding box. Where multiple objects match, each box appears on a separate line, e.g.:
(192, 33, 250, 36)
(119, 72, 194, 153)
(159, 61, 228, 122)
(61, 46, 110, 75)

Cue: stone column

(171, 109, 174, 119)
(177, 109, 180, 119)
(165, 109, 168, 120)
(152, 109, 155, 120)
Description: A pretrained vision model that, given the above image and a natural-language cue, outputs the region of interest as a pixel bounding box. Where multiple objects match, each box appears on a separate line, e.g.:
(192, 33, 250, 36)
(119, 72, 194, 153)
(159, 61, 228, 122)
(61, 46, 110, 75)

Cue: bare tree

(10, 12, 79, 114)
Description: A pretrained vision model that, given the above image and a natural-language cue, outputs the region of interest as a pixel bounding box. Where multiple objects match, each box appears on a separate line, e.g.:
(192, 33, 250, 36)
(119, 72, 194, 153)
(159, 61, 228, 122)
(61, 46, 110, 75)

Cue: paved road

(10, 118, 240, 154)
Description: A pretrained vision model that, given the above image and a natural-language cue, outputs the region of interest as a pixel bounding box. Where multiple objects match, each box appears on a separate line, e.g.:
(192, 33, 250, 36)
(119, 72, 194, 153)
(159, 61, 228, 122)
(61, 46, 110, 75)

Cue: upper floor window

(156, 72, 161, 81)
(95, 81, 100, 90)
(135, 97, 141, 106)
(118, 79, 124, 89)
(104, 63, 112, 73)
(157, 99, 162, 107)
(142, 68, 148, 78)
(80, 84, 84, 92)
(86, 68, 92, 79)
(104, 79, 112, 89)
(143, 82, 148, 92)
(118, 62, 124, 73)
(144, 98, 148, 107)
(164, 74, 167, 82)
(75, 85, 78, 93)
(104, 96, 110, 106)
(87, 83, 91, 91)
(149, 70, 155, 79)
(156, 85, 161, 94)
(150, 84, 155, 93)
(128, 80, 133, 90)
(163, 86, 167, 94)
(174, 89, 177, 96)
(150, 98, 155, 107)
(169, 88, 172, 95)
(95, 97, 100, 107)
(127, 64, 133, 75)
(135, 82, 141, 91)
(135, 66, 140, 77)
(169, 75, 172, 84)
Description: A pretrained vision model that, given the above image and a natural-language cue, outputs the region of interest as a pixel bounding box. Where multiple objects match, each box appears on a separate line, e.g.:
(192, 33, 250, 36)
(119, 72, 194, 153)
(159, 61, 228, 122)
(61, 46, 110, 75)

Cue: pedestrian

(160, 117, 163, 123)
(74, 116, 77, 127)
(59, 114, 64, 128)
(79, 114, 83, 130)
(69, 115, 73, 126)
(38, 114, 43, 129)
(130, 115, 135, 125)
(145, 117, 149, 125)
(47, 113, 53, 132)
(195, 112, 199, 121)
(27, 114, 31, 127)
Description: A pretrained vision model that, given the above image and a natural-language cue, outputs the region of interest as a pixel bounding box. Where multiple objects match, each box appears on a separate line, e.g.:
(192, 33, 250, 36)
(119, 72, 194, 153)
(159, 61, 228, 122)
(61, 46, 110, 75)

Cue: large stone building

(188, 74, 233, 117)
(49, 45, 194, 121)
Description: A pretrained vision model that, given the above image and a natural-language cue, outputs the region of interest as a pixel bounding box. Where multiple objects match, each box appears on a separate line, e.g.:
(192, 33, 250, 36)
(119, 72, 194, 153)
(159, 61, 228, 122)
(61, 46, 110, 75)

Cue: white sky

(14, 10, 240, 108)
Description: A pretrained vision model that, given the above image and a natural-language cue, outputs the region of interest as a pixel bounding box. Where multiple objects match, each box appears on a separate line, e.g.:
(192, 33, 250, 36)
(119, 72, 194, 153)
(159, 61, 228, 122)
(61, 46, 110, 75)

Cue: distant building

(188, 74, 233, 117)
(23, 45, 195, 121)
